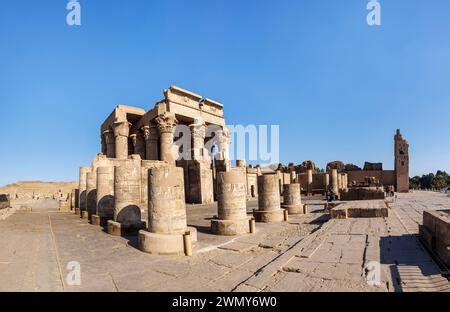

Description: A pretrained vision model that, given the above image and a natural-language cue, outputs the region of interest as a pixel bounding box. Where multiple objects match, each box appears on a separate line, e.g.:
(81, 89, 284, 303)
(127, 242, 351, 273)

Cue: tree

(419, 173, 434, 189)
(432, 175, 448, 190)
(410, 171, 449, 190)
(409, 176, 421, 189)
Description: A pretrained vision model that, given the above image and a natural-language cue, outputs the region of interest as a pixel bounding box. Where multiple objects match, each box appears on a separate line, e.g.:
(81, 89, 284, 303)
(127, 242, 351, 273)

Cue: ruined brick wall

(347, 170, 395, 187)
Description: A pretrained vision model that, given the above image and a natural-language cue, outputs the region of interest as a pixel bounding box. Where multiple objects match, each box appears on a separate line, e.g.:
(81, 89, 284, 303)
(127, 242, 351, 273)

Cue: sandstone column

(103, 130, 115, 158)
(215, 127, 231, 171)
(139, 165, 197, 255)
(86, 170, 97, 221)
(95, 166, 115, 226)
(78, 167, 91, 217)
(253, 173, 285, 223)
(211, 170, 251, 235)
(113, 121, 131, 159)
(324, 173, 330, 195)
(307, 169, 313, 196)
(142, 124, 159, 160)
(343, 173, 349, 192)
(155, 112, 178, 165)
(282, 183, 304, 214)
(290, 171, 297, 183)
(190, 118, 207, 161)
(130, 132, 146, 159)
(107, 164, 144, 236)
(331, 169, 339, 198)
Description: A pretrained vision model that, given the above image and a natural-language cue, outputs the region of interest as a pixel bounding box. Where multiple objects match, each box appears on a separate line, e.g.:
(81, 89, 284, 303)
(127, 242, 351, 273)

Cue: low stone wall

(331, 200, 389, 219)
(420, 209, 450, 267)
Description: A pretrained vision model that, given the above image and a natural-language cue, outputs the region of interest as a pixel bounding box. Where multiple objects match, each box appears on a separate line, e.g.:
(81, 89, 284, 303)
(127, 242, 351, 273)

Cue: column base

(303, 204, 309, 214)
(253, 209, 285, 223)
(138, 227, 198, 255)
(98, 215, 113, 227)
(91, 215, 101, 226)
(107, 220, 147, 236)
(282, 204, 304, 215)
(210, 218, 251, 236)
(81, 210, 89, 220)
(74, 208, 80, 215)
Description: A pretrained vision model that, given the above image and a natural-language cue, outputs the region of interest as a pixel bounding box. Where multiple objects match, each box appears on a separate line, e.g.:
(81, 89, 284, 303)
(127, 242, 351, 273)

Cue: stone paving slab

(0, 192, 449, 292)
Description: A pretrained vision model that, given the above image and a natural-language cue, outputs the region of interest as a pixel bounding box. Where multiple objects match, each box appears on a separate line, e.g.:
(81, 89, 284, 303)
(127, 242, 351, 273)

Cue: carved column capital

(141, 124, 158, 141)
(103, 129, 114, 144)
(155, 112, 178, 135)
(113, 121, 131, 138)
(130, 133, 138, 147)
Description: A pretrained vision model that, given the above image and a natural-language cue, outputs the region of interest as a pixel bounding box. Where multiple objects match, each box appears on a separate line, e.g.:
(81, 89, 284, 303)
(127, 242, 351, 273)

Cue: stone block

(331, 208, 348, 219)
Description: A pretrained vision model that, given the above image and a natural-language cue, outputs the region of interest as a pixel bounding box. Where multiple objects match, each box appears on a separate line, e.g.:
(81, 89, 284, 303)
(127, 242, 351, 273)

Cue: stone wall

(347, 170, 395, 187)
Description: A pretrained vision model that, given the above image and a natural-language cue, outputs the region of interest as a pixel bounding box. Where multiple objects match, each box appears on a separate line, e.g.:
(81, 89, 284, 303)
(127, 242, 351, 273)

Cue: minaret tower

(394, 129, 409, 193)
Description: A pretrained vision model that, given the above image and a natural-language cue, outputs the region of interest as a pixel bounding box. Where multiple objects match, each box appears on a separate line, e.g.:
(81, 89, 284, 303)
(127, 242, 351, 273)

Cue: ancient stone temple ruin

(98, 86, 230, 205)
(76, 86, 259, 255)
(75, 85, 411, 256)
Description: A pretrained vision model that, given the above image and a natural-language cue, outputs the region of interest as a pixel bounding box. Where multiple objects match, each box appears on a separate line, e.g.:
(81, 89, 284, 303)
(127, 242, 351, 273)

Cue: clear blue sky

(1, 0, 449, 186)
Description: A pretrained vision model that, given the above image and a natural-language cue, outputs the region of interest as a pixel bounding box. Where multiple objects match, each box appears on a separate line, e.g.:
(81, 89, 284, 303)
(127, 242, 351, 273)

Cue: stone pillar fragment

(86, 170, 97, 221)
(290, 171, 297, 183)
(307, 169, 313, 196)
(343, 173, 349, 192)
(331, 169, 339, 198)
(324, 173, 330, 195)
(78, 167, 91, 216)
(107, 164, 145, 236)
(155, 112, 178, 165)
(253, 173, 285, 223)
(113, 121, 131, 159)
(215, 127, 231, 172)
(190, 118, 208, 161)
(138, 165, 197, 255)
(282, 183, 304, 214)
(96, 166, 115, 226)
(236, 160, 246, 168)
(211, 170, 251, 235)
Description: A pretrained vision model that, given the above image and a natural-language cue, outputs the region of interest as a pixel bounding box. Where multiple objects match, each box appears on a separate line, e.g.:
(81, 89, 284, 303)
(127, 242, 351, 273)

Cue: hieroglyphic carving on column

(113, 121, 131, 159)
(155, 112, 178, 164)
(189, 118, 209, 161)
(141, 124, 159, 160)
(130, 132, 146, 159)
(101, 132, 107, 155)
(216, 126, 231, 170)
(103, 129, 115, 158)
